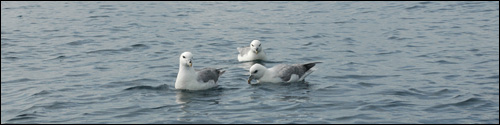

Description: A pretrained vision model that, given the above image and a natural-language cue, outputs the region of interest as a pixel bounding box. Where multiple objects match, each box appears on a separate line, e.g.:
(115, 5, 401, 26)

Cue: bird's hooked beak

(254, 48, 259, 54)
(247, 75, 254, 84)
(188, 60, 192, 67)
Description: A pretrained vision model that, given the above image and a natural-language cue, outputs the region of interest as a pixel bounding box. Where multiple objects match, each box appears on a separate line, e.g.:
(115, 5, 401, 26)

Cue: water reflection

(249, 82, 312, 103)
(174, 89, 223, 104)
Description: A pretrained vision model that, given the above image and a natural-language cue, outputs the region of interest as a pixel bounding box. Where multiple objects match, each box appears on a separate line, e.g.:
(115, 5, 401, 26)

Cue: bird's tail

(299, 67, 317, 81)
(303, 62, 321, 71)
(299, 62, 321, 81)
(217, 68, 226, 75)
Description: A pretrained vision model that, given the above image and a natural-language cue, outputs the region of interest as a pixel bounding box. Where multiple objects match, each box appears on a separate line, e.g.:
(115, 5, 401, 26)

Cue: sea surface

(1, 1, 499, 124)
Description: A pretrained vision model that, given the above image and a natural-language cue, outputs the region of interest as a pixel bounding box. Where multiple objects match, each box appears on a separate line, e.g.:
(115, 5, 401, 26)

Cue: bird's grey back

(274, 63, 316, 81)
(237, 47, 251, 56)
(196, 68, 224, 83)
(274, 64, 305, 81)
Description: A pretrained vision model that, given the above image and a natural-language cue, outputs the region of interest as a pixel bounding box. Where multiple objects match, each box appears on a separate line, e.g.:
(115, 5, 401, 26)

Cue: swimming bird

(237, 40, 267, 62)
(175, 52, 225, 90)
(247, 62, 319, 84)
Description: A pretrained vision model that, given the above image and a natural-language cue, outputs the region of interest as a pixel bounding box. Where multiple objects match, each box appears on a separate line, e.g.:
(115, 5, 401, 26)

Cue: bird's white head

(179, 52, 193, 67)
(250, 40, 262, 54)
(247, 63, 267, 84)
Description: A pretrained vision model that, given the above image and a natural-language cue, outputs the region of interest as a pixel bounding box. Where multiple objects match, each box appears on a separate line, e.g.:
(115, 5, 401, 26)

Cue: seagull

(237, 40, 267, 62)
(175, 52, 225, 90)
(247, 62, 319, 84)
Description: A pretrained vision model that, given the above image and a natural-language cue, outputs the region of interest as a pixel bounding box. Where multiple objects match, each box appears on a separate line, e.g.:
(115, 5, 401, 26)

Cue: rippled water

(1, 1, 499, 124)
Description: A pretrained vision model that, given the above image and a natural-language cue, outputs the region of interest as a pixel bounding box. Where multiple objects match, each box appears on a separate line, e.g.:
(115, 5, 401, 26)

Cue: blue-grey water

(1, 1, 499, 124)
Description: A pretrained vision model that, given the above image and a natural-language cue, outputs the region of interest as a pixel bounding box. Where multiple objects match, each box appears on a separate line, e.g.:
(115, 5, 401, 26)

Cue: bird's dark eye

(182, 56, 185, 58)
(253, 70, 258, 73)
(251, 44, 254, 47)
(259, 44, 261, 47)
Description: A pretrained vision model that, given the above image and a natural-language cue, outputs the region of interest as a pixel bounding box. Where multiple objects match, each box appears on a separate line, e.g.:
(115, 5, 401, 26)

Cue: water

(1, 1, 498, 124)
